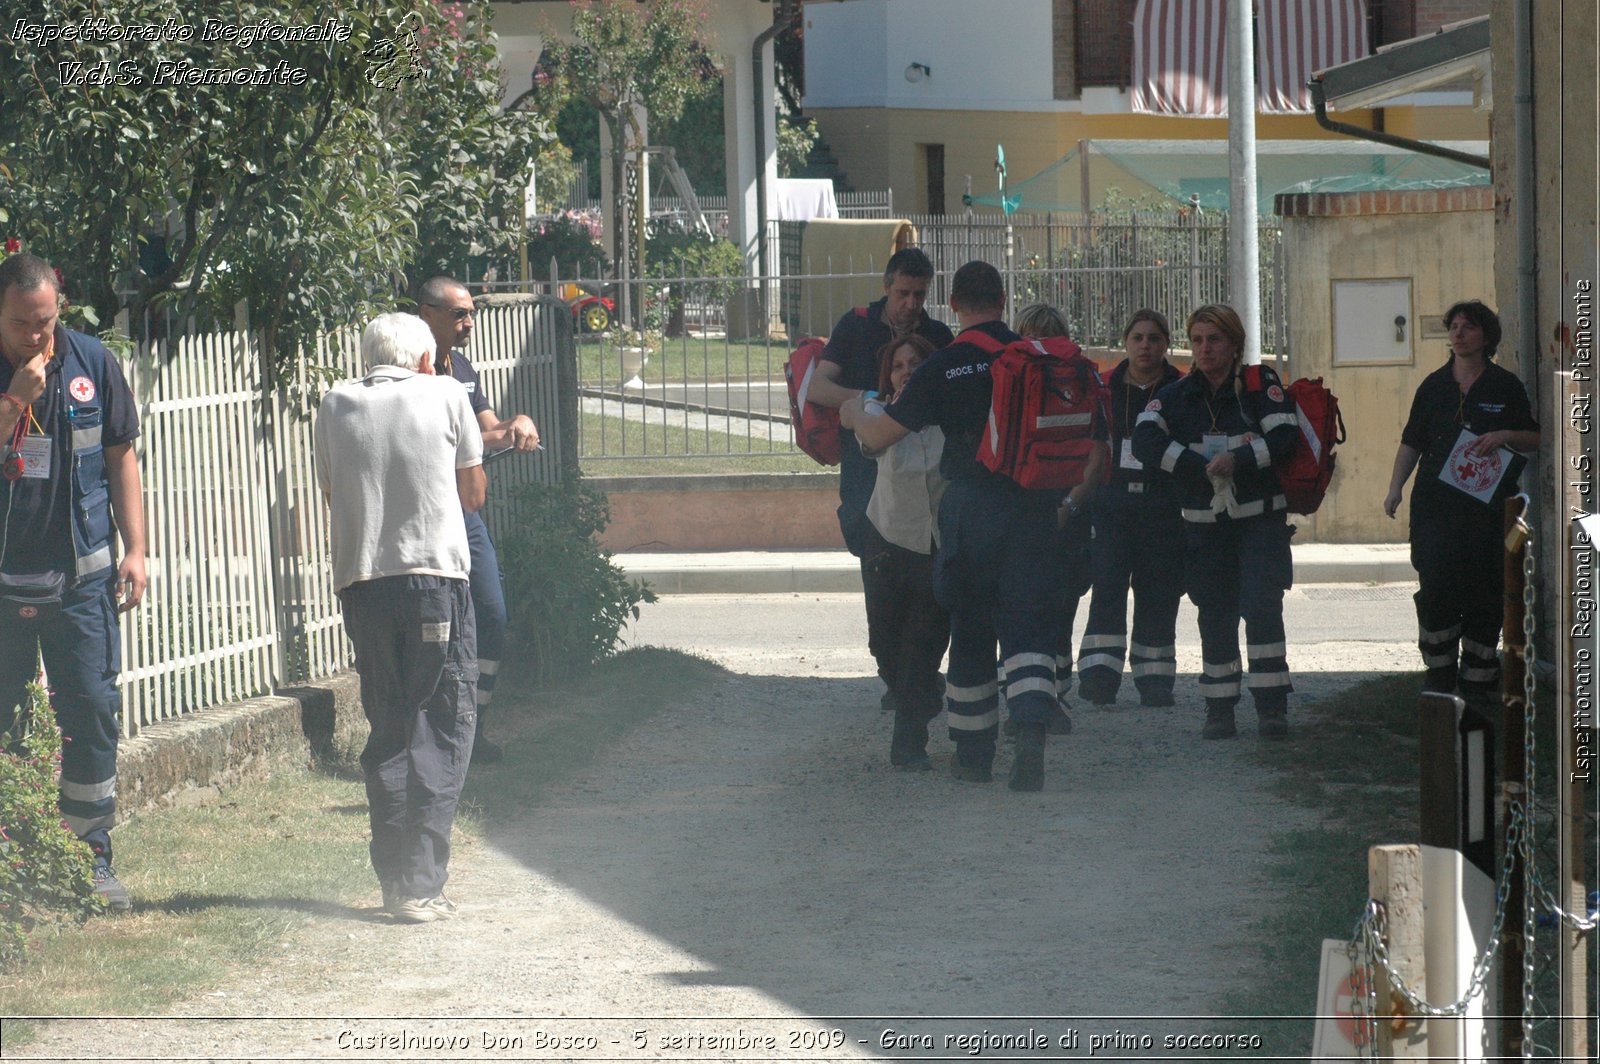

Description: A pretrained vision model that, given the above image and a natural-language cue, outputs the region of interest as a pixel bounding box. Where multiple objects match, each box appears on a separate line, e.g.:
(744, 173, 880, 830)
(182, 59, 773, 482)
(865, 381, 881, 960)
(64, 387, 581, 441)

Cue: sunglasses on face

(425, 304, 474, 321)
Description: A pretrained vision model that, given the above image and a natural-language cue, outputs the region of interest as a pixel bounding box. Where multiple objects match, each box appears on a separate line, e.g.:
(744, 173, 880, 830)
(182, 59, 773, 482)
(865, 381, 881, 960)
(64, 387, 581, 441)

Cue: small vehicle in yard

(561, 283, 615, 333)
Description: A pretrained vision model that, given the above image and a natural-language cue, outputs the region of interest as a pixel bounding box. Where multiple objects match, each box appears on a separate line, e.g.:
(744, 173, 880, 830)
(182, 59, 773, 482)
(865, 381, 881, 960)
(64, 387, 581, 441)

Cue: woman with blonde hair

(1130, 304, 1300, 740)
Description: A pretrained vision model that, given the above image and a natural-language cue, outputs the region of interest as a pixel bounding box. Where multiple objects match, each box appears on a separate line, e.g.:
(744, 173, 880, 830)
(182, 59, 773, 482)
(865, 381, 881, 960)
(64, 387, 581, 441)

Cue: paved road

(629, 583, 1420, 676)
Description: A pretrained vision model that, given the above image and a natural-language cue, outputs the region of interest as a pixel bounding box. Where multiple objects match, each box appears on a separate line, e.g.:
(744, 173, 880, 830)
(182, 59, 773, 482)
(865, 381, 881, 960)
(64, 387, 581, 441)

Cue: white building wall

(804, 0, 1056, 111)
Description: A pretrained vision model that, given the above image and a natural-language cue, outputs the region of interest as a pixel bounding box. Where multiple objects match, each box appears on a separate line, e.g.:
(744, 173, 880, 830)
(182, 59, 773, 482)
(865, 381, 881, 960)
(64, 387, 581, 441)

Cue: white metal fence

(111, 298, 569, 736)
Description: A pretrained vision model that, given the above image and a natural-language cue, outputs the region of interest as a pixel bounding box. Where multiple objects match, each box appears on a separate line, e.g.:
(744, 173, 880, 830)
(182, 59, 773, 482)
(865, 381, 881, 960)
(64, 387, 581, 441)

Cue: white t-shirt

(314, 367, 483, 591)
(864, 413, 946, 555)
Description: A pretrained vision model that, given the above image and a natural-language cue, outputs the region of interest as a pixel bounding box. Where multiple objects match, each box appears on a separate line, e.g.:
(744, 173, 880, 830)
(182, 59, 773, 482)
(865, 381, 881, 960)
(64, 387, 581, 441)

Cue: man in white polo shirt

(314, 312, 485, 923)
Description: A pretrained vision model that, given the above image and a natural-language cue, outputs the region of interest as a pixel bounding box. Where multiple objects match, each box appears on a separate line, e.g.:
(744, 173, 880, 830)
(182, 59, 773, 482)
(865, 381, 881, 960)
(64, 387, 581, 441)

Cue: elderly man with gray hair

(314, 312, 485, 922)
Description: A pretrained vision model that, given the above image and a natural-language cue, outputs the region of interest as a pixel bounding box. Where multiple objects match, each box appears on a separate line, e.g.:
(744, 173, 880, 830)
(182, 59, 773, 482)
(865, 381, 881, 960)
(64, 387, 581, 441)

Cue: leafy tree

(538, 0, 716, 290)
(0, 0, 552, 373)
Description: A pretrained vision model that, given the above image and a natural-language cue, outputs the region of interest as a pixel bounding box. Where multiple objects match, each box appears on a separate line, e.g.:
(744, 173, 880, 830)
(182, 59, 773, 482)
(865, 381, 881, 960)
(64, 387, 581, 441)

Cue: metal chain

(1356, 802, 1525, 1018)
(1347, 515, 1596, 1032)
(1519, 525, 1537, 1059)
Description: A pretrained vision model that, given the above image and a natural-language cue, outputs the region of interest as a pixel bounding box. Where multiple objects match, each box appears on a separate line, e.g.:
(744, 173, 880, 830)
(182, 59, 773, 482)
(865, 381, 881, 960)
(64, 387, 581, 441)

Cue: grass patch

(577, 334, 791, 388)
(576, 408, 818, 477)
(0, 647, 724, 1045)
(1215, 671, 1425, 1055)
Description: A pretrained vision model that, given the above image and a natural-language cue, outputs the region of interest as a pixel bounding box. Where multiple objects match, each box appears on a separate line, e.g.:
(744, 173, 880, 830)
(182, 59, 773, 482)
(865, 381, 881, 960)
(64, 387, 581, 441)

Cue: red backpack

(784, 308, 867, 466)
(1243, 367, 1345, 515)
(969, 331, 1110, 491)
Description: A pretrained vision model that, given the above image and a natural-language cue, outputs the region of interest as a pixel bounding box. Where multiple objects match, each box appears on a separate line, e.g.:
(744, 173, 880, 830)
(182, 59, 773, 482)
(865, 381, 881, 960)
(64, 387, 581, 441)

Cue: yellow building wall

(810, 105, 1487, 215)
(1282, 205, 1495, 543)
(1381, 104, 1492, 141)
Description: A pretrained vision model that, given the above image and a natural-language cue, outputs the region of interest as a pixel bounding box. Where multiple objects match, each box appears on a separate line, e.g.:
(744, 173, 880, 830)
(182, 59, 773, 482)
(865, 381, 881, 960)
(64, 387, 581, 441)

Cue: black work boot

(1423, 666, 1457, 694)
(1255, 705, 1288, 741)
(1138, 685, 1175, 708)
(1078, 674, 1119, 706)
(1008, 722, 1047, 792)
(950, 738, 995, 783)
(889, 709, 932, 772)
(1201, 701, 1238, 740)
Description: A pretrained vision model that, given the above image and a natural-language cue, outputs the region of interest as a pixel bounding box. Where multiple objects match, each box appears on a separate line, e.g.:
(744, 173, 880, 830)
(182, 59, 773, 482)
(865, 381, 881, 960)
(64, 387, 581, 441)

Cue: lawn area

(576, 333, 792, 388)
(577, 407, 816, 477)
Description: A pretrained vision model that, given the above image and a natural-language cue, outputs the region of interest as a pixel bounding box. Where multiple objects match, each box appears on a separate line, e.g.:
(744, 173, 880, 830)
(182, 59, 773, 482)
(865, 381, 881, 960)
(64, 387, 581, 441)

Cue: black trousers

(1183, 515, 1294, 712)
(340, 574, 477, 900)
(1410, 500, 1504, 696)
(861, 523, 949, 721)
(934, 477, 1069, 744)
(1077, 487, 1184, 700)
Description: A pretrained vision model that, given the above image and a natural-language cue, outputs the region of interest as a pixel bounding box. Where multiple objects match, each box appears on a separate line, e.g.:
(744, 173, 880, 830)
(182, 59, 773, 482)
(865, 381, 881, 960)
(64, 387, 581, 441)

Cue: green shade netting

(964, 138, 1490, 215)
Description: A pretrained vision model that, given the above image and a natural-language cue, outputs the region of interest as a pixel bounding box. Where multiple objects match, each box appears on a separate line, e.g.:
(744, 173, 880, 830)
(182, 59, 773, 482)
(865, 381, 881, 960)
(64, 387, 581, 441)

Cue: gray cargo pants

(340, 574, 478, 900)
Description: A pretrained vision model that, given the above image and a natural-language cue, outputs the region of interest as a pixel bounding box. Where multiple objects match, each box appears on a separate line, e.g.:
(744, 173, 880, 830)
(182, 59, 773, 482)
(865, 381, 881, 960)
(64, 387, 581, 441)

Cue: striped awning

(1131, 0, 1369, 117)
(1131, 0, 1228, 116)
(1257, 0, 1370, 113)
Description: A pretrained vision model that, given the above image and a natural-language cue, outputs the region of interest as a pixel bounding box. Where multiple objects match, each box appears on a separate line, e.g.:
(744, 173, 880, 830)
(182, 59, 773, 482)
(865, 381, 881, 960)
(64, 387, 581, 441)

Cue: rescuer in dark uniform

(841, 261, 1071, 791)
(1131, 304, 1299, 740)
(1383, 299, 1539, 702)
(1076, 309, 1185, 708)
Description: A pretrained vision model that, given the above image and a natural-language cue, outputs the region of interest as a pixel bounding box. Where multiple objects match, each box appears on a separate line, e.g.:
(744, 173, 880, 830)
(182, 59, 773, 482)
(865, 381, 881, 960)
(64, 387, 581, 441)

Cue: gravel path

(14, 586, 1418, 1062)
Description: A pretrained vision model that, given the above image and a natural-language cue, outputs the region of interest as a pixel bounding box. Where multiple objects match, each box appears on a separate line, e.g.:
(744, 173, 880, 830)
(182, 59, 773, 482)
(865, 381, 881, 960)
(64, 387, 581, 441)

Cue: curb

(618, 546, 1417, 595)
(115, 672, 367, 825)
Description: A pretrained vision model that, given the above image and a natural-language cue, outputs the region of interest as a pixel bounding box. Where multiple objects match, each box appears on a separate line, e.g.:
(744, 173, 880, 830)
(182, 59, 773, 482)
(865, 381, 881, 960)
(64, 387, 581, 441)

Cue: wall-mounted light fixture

(904, 62, 931, 83)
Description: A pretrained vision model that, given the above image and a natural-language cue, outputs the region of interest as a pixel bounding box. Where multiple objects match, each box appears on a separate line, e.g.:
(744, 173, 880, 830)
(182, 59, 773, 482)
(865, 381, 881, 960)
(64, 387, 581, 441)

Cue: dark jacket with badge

(1103, 358, 1184, 496)
(1131, 364, 1299, 523)
(0, 327, 138, 581)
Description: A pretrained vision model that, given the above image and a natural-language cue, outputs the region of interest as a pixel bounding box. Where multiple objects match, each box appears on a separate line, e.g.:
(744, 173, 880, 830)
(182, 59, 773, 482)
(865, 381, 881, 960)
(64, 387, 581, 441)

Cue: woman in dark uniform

(1383, 300, 1540, 701)
(1076, 309, 1185, 708)
(1131, 305, 1301, 740)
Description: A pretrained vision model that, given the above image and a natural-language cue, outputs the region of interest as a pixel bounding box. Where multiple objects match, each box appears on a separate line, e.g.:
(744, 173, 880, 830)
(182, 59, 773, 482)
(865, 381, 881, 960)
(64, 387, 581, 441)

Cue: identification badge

(1201, 432, 1229, 459)
(1120, 438, 1143, 470)
(19, 435, 50, 479)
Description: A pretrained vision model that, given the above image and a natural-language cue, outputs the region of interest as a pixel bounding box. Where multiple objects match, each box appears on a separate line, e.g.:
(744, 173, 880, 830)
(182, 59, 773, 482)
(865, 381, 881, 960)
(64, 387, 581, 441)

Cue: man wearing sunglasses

(417, 277, 541, 766)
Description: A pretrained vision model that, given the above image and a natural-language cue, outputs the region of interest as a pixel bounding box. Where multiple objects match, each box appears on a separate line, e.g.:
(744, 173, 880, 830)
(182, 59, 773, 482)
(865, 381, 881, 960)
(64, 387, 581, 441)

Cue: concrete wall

(1489, 0, 1597, 684)
(1278, 187, 1495, 543)
(804, 0, 1055, 111)
(593, 473, 843, 552)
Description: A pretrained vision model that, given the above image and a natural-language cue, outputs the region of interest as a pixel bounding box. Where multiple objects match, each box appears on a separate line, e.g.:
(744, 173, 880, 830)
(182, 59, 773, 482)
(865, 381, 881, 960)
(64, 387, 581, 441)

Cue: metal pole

(1225, 0, 1261, 364)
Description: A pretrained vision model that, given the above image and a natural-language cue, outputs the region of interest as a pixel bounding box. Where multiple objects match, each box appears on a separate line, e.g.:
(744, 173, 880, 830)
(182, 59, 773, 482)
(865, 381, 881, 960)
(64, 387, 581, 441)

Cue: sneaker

(471, 733, 504, 765)
(1139, 689, 1175, 708)
(1008, 723, 1046, 792)
(92, 862, 131, 912)
(1256, 708, 1289, 741)
(388, 894, 459, 924)
(1201, 704, 1238, 740)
